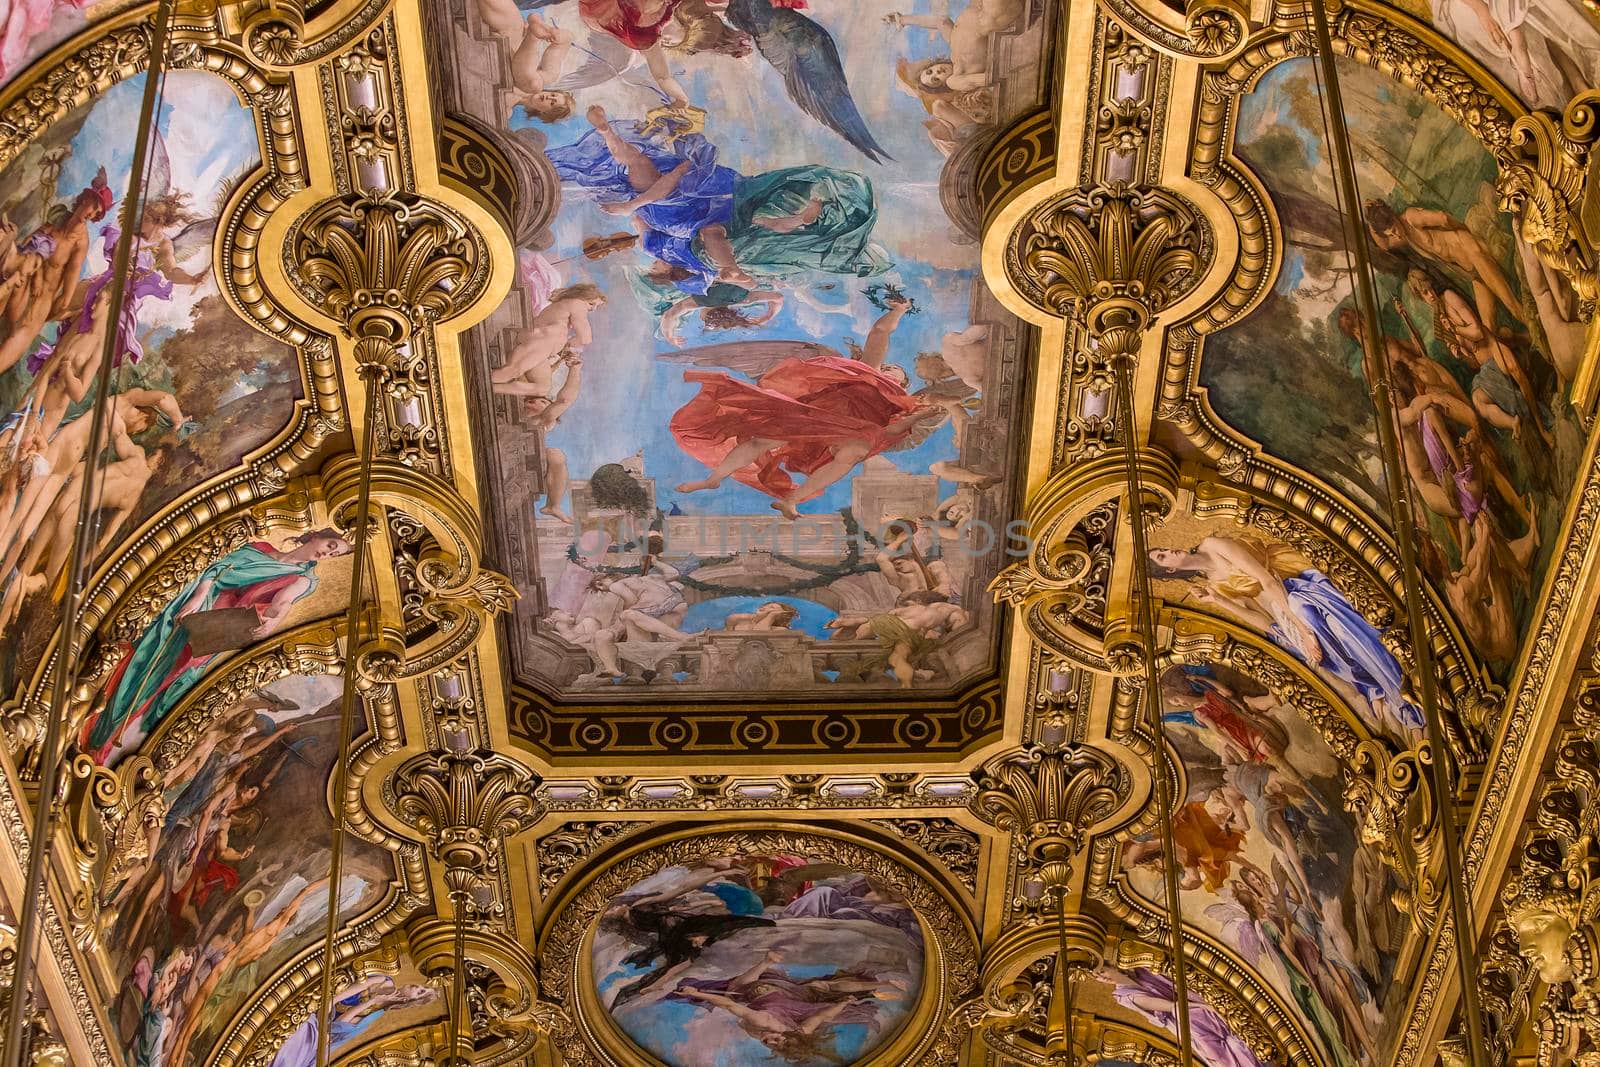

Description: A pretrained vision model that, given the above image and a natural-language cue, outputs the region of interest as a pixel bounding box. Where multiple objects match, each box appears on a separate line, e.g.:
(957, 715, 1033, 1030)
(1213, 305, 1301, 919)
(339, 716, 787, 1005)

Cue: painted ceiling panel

(1116, 662, 1402, 1067)
(1394, 0, 1599, 110)
(0, 0, 1590, 1063)
(0, 0, 141, 90)
(1199, 54, 1586, 679)
(106, 671, 398, 1065)
(442, 0, 1050, 702)
(0, 69, 302, 705)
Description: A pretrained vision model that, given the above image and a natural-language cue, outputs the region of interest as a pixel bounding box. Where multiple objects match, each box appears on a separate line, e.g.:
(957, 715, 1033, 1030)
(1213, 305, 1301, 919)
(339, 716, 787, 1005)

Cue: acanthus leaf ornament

(391, 738, 542, 897)
(972, 743, 1128, 889)
(1011, 184, 1205, 362)
(290, 191, 485, 347)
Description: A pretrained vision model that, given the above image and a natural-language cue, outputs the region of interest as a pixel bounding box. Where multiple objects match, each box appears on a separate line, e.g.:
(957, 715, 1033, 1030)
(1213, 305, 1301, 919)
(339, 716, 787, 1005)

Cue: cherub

(492, 283, 604, 393)
(519, 357, 583, 432)
(475, 0, 577, 122)
(884, 0, 1025, 92)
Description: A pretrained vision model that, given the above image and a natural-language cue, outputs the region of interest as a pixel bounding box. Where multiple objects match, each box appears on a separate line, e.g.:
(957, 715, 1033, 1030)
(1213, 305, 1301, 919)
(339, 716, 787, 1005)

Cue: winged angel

(509, 0, 890, 161)
(660, 296, 945, 518)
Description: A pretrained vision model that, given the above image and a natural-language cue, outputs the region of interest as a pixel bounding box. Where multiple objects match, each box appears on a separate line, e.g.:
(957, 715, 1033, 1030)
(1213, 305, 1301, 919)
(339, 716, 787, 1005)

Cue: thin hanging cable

(1111, 355, 1195, 1067)
(1304, 4, 1490, 1061)
(314, 364, 384, 1067)
(0, 6, 174, 1061)
(1052, 887, 1075, 1067)
(448, 891, 468, 1067)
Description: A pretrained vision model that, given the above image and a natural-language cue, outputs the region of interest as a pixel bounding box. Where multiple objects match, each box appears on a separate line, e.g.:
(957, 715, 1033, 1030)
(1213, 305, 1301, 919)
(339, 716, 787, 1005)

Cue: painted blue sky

(56, 70, 259, 333)
(506, 0, 986, 518)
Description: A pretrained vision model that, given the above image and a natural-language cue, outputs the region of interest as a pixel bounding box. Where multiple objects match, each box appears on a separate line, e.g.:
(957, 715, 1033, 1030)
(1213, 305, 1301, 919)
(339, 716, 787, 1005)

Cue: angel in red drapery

(663, 295, 946, 518)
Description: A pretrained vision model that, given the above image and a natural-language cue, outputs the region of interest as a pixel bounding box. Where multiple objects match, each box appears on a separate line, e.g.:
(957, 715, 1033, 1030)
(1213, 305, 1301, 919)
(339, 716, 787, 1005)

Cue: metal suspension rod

(1111, 356, 1195, 1067)
(1305, 3, 1490, 1060)
(448, 892, 468, 1066)
(1052, 887, 1076, 1067)
(315, 364, 384, 1067)
(0, 5, 173, 1060)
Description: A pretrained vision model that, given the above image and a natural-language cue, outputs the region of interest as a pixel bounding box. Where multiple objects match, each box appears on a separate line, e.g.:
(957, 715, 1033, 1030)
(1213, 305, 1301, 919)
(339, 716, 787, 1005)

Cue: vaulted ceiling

(0, 0, 1595, 1064)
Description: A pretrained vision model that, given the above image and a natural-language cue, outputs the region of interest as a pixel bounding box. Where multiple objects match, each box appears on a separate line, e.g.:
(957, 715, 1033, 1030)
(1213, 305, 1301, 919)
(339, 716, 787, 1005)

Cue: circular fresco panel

(591, 852, 926, 1066)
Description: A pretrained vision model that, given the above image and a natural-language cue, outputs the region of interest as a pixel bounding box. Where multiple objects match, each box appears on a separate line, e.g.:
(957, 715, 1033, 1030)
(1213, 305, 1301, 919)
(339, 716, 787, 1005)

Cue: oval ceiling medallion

(591, 851, 926, 1066)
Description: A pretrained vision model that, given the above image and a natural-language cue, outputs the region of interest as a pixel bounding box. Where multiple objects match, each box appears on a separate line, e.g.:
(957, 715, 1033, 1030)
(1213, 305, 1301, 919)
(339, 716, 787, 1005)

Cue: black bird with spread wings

(727, 0, 892, 163)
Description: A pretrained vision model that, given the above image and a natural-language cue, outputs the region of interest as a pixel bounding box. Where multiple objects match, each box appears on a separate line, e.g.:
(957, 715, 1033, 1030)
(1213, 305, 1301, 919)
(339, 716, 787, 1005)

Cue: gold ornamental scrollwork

(971, 743, 1132, 890)
(1497, 89, 1600, 320)
(1461, 679, 1600, 1066)
(391, 738, 543, 898)
(288, 190, 490, 346)
(1007, 183, 1207, 349)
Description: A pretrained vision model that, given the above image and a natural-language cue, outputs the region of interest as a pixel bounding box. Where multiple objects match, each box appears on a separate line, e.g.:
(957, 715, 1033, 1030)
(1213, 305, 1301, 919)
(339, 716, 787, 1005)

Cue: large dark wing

(733, 4, 891, 163)
(655, 339, 841, 378)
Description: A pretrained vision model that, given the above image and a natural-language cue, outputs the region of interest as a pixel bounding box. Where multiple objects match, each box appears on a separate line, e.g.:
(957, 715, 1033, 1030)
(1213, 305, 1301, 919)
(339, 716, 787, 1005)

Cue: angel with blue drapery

(548, 106, 889, 324)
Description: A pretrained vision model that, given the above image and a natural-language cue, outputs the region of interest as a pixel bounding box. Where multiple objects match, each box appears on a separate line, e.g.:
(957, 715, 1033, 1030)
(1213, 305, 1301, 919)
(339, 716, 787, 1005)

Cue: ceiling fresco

(0, 68, 303, 701)
(1079, 966, 1272, 1067)
(591, 850, 924, 1065)
(0, 0, 1593, 1063)
(1115, 662, 1402, 1067)
(1197, 54, 1587, 677)
(0, 0, 140, 88)
(1403, 0, 1599, 109)
(267, 957, 445, 1066)
(1143, 501, 1419, 746)
(453, 0, 1050, 700)
(108, 671, 398, 1067)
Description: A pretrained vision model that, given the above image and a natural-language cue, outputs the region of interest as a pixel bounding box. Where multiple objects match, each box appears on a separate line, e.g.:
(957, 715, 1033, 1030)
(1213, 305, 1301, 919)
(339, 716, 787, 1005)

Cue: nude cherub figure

(1364, 199, 1524, 332)
(521, 357, 584, 432)
(0, 422, 47, 555)
(17, 284, 114, 443)
(883, 0, 1025, 92)
(474, 0, 576, 123)
(491, 283, 604, 395)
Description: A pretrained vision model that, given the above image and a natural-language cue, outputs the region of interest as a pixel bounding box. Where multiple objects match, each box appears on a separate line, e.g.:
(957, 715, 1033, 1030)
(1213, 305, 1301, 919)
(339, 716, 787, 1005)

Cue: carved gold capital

(1009, 184, 1205, 359)
(392, 739, 542, 897)
(972, 744, 1129, 889)
(290, 191, 487, 346)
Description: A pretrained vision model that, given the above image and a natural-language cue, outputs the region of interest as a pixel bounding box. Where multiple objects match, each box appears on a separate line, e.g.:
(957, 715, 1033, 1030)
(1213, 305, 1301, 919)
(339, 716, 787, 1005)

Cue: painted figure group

(1354, 194, 1581, 666)
(595, 853, 922, 1065)
(0, 161, 213, 636)
(1124, 664, 1401, 1067)
(470, 0, 1025, 690)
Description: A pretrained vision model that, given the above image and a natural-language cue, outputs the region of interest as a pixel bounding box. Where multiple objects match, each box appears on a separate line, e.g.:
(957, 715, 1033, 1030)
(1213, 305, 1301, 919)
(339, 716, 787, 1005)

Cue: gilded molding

(1497, 90, 1600, 320)
(390, 739, 543, 898)
(287, 190, 488, 345)
(971, 743, 1131, 889)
